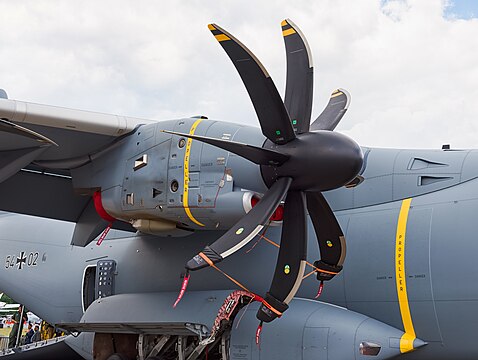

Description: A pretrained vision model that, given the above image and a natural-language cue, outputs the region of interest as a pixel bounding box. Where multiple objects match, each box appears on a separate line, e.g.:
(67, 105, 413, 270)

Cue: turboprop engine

(67, 118, 281, 246)
(61, 291, 425, 360)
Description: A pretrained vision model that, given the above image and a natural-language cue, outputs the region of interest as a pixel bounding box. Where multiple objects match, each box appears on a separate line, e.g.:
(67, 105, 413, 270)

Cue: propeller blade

(208, 24, 295, 145)
(306, 192, 346, 280)
(257, 191, 307, 323)
(161, 130, 289, 166)
(0, 118, 58, 146)
(186, 177, 292, 271)
(310, 89, 350, 131)
(0, 146, 50, 184)
(282, 19, 313, 134)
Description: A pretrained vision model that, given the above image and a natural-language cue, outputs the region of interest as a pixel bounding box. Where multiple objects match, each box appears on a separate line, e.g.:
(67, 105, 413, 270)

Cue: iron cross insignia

(16, 252, 27, 270)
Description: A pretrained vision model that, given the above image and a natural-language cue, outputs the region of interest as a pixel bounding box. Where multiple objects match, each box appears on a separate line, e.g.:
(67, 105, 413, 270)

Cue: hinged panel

(96, 260, 116, 299)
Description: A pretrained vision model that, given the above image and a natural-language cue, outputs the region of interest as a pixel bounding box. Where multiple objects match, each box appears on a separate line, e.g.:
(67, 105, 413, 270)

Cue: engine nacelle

(64, 291, 420, 360)
(72, 118, 270, 235)
(103, 187, 262, 235)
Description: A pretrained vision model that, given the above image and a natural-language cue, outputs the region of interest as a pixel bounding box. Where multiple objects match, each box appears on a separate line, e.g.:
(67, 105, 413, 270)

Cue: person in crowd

(31, 324, 41, 342)
(24, 323, 34, 344)
(8, 305, 27, 348)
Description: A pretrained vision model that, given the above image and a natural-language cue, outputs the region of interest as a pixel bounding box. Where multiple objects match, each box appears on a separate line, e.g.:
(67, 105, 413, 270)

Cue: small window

(134, 154, 148, 171)
(126, 193, 134, 205)
(170, 180, 179, 192)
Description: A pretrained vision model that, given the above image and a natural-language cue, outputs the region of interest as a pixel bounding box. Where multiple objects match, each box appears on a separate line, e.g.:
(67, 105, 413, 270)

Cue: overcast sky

(0, 0, 477, 149)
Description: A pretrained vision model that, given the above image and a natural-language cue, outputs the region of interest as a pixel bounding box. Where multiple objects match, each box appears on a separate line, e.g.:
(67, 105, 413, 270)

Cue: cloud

(0, 0, 477, 149)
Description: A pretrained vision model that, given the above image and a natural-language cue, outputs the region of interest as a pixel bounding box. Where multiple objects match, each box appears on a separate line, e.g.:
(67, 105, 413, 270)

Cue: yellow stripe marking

(331, 91, 343, 98)
(395, 198, 416, 353)
(281, 20, 288, 26)
(215, 34, 230, 42)
(208, 24, 216, 31)
(183, 119, 204, 227)
(282, 28, 296, 37)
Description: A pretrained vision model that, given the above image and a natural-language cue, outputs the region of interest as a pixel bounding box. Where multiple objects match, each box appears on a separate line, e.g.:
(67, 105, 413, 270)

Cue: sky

(0, 0, 477, 149)
(445, 0, 477, 19)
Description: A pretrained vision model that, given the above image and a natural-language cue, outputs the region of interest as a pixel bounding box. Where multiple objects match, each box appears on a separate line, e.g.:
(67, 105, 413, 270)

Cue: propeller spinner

(167, 19, 363, 323)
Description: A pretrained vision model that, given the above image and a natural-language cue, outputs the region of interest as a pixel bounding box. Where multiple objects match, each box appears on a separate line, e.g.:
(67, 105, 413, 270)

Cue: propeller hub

(261, 131, 363, 191)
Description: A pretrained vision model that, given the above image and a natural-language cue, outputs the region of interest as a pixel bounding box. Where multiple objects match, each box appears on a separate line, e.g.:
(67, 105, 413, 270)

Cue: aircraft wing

(0, 94, 157, 223)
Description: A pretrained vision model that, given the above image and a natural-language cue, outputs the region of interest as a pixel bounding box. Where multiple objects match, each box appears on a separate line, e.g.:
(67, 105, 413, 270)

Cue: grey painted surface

(230, 299, 407, 360)
(1, 17, 477, 358)
(65, 333, 94, 360)
(2, 126, 478, 358)
(0, 177, 476, 358)
(60, 292, 409, 360)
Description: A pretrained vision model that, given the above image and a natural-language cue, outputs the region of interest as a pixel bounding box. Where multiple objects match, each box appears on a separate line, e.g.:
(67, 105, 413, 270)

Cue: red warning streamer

(315, 280, 324, 299)
(96, 223, 112, 246)
(255, 321, 263, 347)
(173, 272, 191, 308)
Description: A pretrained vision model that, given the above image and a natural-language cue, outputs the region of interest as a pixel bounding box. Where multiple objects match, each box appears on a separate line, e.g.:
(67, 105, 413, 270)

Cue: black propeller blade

(310, 89, 350, 131)
(306, 192, 346, 280)
(282, 19, 314, 134)
(0, 146, 50, 184)
(186, 177, 292, 271)
(0, 119, 58, 184)
(0, 118, 58, 146)
(208, 24, 296, 145)
(257, 191, 307, 323)
(161, 130, 289, 166)
(180, 21, 364, 324)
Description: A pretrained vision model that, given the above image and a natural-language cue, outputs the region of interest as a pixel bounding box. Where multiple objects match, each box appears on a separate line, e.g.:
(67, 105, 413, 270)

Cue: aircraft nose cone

(324, 131, 364, 188)
(265, 131, 364, 191)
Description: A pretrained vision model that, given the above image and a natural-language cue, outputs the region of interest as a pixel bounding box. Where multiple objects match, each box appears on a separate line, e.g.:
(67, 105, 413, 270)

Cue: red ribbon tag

(315, 280, 324, 299)
(173, 272, 190, 308)
(96, 223, 112, 246)
(255, 322, 263, 348)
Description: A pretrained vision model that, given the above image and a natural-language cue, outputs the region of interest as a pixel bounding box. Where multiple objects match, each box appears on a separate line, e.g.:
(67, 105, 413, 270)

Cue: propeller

(0, 118, 58, 184)
(0, 118, 58, 146)
(175, 20, 363, 323)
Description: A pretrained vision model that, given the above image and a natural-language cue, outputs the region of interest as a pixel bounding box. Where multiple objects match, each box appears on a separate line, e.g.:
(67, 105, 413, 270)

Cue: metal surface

(0, 336, 83, 359)
(1, 18, 478, 360)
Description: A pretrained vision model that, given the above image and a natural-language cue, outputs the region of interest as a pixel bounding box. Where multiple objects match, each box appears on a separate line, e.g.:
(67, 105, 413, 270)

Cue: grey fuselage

(1, 120, 478, 359)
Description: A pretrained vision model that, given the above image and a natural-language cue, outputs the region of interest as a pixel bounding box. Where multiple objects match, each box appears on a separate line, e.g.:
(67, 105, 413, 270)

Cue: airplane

(0, 18, 477, 360)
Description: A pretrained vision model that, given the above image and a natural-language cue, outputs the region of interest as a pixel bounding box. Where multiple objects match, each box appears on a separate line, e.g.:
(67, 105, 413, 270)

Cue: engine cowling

(64, 291, 422, 360)
(72, 118, 270, 236)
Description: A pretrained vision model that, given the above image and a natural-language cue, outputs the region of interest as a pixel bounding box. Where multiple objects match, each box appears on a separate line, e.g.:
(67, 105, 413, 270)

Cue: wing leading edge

(0, 96, 155, 230)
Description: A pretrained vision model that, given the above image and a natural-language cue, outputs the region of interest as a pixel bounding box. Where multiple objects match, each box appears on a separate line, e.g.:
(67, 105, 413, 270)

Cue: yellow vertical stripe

(183, 119, 204, 227)
(395, 198, 416, 353)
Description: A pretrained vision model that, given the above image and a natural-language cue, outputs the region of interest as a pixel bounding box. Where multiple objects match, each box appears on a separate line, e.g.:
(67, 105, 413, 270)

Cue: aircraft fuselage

(1, 137, 478, 359)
